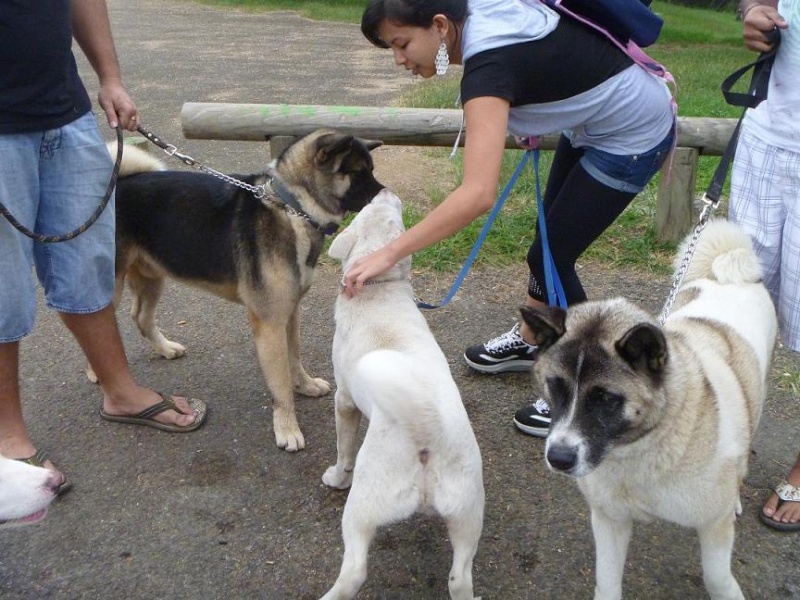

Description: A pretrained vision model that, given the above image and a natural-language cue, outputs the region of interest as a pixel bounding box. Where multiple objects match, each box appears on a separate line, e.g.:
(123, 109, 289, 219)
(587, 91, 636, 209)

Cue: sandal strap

(775, 480, 800, 502)
(16, 448, 49, 468)
(136, 392, 188, 420)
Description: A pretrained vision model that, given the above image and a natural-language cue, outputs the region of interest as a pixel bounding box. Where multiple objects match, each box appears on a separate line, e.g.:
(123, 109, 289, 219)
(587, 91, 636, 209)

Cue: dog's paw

(155, 340, 187, 360)
(322, 466, 353, 490)
(86, 363, 99, 384)
(295, 377, 331, 397)
(275, 425, 306, 452)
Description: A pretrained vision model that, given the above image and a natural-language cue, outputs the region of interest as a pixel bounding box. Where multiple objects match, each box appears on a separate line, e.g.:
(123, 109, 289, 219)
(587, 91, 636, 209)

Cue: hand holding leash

(742, 5, 787, 53)
(97, 80, 139, 131)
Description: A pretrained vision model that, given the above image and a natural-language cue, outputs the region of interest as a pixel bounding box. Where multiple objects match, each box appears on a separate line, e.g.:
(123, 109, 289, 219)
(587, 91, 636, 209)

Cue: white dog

(522, 219, 777, 600)
(322, 189, 485, 600)
(0, 453, 60, 529)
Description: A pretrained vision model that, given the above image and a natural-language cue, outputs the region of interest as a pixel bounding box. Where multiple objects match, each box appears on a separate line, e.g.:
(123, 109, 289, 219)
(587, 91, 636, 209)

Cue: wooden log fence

(181, 102, 737, 242)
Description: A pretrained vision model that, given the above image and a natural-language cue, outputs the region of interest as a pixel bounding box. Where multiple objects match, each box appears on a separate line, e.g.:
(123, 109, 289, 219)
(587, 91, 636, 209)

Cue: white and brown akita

(100, 129, 384, 452)
(520, 220, 777, 600)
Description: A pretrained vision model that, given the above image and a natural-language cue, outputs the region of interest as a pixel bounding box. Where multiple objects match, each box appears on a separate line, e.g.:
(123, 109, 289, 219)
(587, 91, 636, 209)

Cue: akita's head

(520, 299, 670, 477)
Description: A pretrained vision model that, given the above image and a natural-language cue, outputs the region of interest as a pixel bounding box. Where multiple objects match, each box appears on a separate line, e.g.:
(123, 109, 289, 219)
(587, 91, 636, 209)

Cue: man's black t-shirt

(0, 0, 92, 133)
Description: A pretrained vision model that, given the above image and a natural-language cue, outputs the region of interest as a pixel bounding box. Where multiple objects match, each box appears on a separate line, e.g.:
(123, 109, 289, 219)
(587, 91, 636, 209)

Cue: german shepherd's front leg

(248, 310, 305, 452)
(287, 306, 331, 397)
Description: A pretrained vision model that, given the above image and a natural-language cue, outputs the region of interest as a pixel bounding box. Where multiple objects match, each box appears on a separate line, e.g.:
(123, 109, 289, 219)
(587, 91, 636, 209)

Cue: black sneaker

(513, 398, 551, 438)
(463, 323, 538, 373)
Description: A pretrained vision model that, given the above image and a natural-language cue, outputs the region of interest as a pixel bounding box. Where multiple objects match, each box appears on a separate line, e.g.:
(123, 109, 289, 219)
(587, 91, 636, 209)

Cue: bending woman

(343, 0, 676, 438)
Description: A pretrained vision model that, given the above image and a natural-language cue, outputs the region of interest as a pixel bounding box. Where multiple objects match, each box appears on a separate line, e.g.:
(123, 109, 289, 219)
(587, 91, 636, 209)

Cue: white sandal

(760, 479, 800, 532)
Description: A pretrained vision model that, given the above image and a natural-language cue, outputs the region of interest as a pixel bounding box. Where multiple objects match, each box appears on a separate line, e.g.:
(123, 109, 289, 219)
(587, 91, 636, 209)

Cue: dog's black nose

(546, 445, 578, 472)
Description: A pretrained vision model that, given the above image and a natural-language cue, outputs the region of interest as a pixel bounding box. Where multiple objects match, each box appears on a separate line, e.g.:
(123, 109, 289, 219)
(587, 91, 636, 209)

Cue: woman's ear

(432, 13, 450, 38)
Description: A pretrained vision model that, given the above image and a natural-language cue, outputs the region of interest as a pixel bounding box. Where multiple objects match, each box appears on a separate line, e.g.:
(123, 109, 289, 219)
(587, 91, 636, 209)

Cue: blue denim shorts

(0, 112, 116, 342)
(577, 126, 676, 193)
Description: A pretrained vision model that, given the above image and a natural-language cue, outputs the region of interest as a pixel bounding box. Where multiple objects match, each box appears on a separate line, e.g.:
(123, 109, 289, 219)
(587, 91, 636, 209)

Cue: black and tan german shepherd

(97, 129, 384, 451)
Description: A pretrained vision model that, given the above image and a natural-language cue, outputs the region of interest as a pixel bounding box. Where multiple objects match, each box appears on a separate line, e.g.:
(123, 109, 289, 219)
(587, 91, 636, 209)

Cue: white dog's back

(352, 348, 482, 485)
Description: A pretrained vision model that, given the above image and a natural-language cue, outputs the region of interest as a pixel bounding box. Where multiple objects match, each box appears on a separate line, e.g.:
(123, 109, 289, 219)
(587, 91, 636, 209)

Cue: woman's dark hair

(361, 0, 468, 48)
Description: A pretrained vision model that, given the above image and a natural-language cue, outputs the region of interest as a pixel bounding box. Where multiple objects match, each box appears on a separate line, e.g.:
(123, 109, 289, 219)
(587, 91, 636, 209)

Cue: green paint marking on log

(295, 106, 318, 116)
(327, 106, 363, 116)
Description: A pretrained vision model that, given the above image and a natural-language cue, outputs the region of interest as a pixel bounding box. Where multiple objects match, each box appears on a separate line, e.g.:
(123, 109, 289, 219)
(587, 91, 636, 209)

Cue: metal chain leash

(134, 125, 338, 233)
(657, 199, 717, 324)
(135, 125, 268, 199)
(195, 163, 267, 199)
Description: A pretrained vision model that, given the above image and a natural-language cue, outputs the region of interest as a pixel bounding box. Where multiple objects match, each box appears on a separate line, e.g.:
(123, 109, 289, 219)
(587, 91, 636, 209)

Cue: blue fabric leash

(417, 148, 567, 310)
(533, 149, 568, 309)
(416, 151, 532, 309)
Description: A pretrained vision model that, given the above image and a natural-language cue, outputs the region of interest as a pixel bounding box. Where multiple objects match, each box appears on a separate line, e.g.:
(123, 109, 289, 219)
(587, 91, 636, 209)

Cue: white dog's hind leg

(445, 510, 483, 600)
(322, 388, 361, 489)
(698, 515, 744, 600)
(320, 500, 377, 600)
(591, 508, 632, 600)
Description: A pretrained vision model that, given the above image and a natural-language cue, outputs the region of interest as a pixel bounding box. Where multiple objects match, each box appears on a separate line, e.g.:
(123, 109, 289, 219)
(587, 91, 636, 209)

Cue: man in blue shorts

(0, 0, 207, 494)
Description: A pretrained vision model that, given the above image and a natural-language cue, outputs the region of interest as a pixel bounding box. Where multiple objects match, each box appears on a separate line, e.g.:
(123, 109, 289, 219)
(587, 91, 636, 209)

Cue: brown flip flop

(99, 392, 207, 433)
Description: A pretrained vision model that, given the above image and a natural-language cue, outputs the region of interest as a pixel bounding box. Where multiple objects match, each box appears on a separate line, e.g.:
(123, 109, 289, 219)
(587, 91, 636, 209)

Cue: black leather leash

(0, 126, 123, 243)
(704, 27, 782, 207)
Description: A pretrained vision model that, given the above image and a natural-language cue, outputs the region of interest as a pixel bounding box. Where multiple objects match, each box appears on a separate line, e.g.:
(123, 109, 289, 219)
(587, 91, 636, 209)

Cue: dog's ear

(615, 323, 668, 376)
(328, 226, 357, 261)
(362, 139, 383, 151)
(315, 133, 355, 168)
(519, 305, 566, 352)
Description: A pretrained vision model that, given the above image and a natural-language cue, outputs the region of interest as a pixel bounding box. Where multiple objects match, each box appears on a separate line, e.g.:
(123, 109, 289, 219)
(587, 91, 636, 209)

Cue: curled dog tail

(352, 349, 444, 450)
(107, 141, 166, 177)
(676, 219, 763, 286)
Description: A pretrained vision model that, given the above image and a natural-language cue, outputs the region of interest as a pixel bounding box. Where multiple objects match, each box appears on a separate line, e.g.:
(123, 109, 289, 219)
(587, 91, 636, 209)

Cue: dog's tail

(352, 349, 447, 450)
(676, 219, 763, 285)
(107, 141, 166, 177)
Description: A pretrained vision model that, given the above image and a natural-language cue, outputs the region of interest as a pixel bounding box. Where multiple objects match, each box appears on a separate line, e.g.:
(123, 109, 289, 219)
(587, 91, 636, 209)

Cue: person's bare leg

(59, 305, 199, 427)
(0, 341, 66, 482)
(763, 452, 800, 526)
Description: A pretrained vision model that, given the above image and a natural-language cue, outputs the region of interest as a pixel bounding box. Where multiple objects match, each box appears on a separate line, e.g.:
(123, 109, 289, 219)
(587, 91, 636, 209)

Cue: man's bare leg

(60, 305, 199, 427)
(0, 341, 66, 482)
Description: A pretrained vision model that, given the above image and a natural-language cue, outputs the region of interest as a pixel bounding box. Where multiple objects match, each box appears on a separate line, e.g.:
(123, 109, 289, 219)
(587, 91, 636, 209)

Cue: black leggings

(526, 134, 637, 305)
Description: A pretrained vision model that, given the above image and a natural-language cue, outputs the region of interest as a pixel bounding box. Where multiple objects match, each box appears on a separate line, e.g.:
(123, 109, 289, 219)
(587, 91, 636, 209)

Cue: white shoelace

(485, 324, 525, 351)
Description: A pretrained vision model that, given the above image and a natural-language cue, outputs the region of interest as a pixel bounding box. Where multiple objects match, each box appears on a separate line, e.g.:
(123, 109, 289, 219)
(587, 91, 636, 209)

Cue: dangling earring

(435, 41, 449, 76)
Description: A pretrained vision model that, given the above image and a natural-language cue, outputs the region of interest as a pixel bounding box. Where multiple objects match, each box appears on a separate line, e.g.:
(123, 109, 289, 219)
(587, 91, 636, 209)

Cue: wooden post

(655, 147, 698, 242)
(178, 103, 740, 241)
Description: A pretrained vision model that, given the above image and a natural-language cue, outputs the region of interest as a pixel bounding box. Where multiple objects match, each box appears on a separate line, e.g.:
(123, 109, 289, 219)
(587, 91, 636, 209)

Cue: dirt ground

(1, 1, 799, 599)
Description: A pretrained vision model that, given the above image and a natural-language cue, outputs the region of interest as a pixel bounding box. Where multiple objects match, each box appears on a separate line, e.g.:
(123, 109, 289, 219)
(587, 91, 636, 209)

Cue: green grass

(195, 0, 757, 274)
(193, 0, 364, 22)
